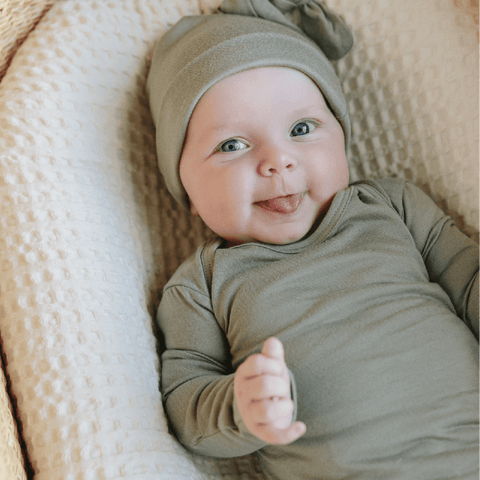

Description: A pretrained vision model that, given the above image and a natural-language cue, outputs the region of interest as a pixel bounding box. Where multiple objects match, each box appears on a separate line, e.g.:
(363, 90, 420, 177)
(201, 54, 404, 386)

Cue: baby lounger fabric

(0, 0, 477, 479)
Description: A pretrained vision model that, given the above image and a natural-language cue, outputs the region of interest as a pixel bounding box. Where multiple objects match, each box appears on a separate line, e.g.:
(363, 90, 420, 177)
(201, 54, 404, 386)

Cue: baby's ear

(189, 200, 199, 216)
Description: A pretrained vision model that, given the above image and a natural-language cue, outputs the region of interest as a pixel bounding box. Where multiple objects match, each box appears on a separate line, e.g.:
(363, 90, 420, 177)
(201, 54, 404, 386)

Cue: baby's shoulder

(351, 178, 445, 231)
(351, 177, 422, 213)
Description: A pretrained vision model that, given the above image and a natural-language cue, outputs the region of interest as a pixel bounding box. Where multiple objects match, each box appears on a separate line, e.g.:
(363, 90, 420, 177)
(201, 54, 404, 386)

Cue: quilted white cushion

(0, 364, 27, 480)
(0, 0, 477, 479)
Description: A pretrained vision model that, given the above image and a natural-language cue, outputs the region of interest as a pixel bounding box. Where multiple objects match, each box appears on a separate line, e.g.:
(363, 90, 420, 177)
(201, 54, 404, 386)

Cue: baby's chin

(218, 212, 324, 247)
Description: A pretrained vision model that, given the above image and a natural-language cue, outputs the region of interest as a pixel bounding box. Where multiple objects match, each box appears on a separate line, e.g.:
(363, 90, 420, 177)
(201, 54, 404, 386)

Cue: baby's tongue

(256, 193, 303, 213)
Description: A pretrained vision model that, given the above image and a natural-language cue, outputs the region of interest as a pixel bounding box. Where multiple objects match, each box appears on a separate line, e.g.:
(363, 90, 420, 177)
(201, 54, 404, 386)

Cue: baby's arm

(234, 337, 306, 444)
(371, 178, 479, 338)
(158, 276, 304, 458)
(424, 215, 479, 337)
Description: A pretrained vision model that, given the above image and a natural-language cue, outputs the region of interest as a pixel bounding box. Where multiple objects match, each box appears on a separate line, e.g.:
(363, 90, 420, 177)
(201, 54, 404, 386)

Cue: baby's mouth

(254, 192, 304, 214)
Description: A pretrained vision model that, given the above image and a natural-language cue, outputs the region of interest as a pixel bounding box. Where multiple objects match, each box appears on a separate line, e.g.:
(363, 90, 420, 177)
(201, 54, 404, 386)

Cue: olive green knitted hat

(147, 0, 354, 209)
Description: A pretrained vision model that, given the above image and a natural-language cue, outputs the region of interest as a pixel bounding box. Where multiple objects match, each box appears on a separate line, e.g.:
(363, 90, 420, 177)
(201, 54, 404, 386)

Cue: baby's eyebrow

(290, 107, 313, 117)
(206, 124, 231, 135)
(204, 123, 248, 141)
(290, 102, 328, 117)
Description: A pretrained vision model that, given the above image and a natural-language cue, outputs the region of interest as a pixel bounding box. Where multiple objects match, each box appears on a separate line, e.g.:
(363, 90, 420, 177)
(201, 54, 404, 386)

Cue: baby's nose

(258, 148, 297, 176)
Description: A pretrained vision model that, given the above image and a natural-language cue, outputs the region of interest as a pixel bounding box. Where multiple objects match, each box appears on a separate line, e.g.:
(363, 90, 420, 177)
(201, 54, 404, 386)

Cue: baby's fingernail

(266, 337, 283, 357)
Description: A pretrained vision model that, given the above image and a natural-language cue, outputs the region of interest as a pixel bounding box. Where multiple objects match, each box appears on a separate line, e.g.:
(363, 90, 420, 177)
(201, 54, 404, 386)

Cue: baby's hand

(234, 337, 306, 445)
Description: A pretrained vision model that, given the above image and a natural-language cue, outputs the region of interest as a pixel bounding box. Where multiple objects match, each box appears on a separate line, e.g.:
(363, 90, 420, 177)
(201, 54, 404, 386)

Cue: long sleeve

(423, 217, 479, 338)
(157, 266, 268, 458)
(373, 178, 479, 339)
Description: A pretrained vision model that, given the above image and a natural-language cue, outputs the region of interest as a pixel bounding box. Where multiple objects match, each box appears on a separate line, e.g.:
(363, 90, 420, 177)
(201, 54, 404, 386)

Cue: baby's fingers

(258, 421, 306, 445)
(251, 397, 294, 426)
(261, 337, 285, 363)
(237, 352, 282, 380)
(247, 375, 290, 400)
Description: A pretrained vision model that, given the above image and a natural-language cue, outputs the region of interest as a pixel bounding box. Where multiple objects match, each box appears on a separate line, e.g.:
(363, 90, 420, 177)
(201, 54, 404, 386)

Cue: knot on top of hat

(219, 0, 354, 60)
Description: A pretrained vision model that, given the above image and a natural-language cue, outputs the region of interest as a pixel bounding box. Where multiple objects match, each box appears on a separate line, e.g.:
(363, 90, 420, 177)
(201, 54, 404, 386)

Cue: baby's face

(179, 67, 349, 246)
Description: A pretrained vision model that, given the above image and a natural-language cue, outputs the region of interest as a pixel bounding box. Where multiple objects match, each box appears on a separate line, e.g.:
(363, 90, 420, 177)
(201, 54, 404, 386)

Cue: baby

(147, 1, 479, 478)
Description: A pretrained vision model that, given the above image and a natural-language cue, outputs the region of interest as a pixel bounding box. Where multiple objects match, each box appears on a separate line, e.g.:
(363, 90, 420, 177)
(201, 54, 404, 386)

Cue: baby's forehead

(197, 67, 327, 112)
(190, 67, 328, 118)
(208, 66, 322, 92)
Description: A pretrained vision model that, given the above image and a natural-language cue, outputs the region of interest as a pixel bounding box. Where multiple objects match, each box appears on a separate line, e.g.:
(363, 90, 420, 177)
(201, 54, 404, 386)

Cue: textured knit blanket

(0, 0, 478, 479)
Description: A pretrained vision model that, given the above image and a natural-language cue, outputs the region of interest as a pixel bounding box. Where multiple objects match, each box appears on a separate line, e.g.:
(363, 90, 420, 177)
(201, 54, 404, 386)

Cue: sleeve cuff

(288, 368, 299, 423)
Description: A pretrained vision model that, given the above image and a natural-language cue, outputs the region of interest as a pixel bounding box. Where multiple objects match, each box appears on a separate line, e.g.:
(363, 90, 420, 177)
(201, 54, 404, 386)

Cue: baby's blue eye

(291, 121, 316, 137)
(219, 139, 248, 152)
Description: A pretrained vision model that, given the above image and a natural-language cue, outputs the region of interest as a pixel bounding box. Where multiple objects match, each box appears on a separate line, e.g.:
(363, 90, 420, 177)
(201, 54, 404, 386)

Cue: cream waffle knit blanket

(0, 1, 477, 479)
